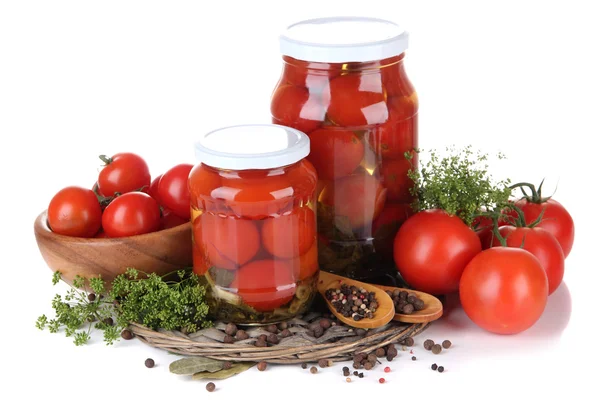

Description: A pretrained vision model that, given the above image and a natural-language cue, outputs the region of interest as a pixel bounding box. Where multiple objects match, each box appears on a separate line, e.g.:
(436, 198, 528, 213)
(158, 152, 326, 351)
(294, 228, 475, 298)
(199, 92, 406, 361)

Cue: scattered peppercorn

(301, 362, 308, 369)
(277, 321, 288, 331)
(367, 353, 377, 364)
(432, 344, 442, 354)
(206, 382, 216, 392)
(424, 339, 434, 350)
(379, 377, 385, 384)
(346, 377, 352, 383)
(442, 340, 452, 349)
(235, 330, 249, 340)
(412, 356, 417, 361)
(310, 366, 318, 374)
(266, 324, 278, 334)
(121, 329, 133, 340)
(325, 284, 378, 320)
(343, 367, 350, 377)
(431, 363, 438, 371)
(257, 361, 267, 371)
(318, 359, 330, 368)
(356, 328, 367, 336)
(224, 322, 237, 336)
(358, 372, 364, 378)
(223, 335, 234, 344)
(364, 362, 373, 370)
(145, 358, 154, 368)
(384, 366, 391, 373)
(375, 347, 386, 358)
(438, 366, 445, 373)
(255, 339, 267, 347)
(353, 371, 359, 376)
(280, 328, 292, 338)
(223, 361, 232, 370)
(258, 334, 267, 342)
(267, 333, 279, 344)
(87, 293, 96, 302)
(319, 319, 332, 329)
(402, 337, 414, 347)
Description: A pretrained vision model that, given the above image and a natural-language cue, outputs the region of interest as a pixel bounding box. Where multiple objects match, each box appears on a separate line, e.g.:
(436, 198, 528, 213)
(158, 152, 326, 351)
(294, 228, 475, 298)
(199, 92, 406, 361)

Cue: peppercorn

(255, 339, 267, 347)
(257, 361, 267, 371)
(423, 339, 434, 350)
(266, 324, 278, 334)
(384, 366, 391, 373)
(224, 322, 237, 336)
(267, 333, 279, 344)
(402, 303, 415, 314)
(432, 344, 442, 354)
(353, 371, 359, 376)
(431, 363, 438, 371)
(223, 335, 234, 344)
(355, 328, 367, 336)
(387, 346, 398, 359)
(277, 321, 288, 331)
(313, 325, 324, 338)
(407, 294, 417, 304)
(402, 337, 414, 347)
(318, 359, 330, 368)
(438, 366, 445, 373)
(411, 356, 417, 361)
(364, 362, 373, 370)
(280, 328, 292, 338)
(442, 340, 452, 349)
(301, 362, 308, 369)
(102, 317, 113, 326)
(223, 361, 232, 370)
(145, 358, 154, 368)
(379, 378, 385, 384)
(206, 382, 216, 392)
(310, 366, 318, 374)
(343, 368, 350, 377)
(358, 373, 364, 378)
(375, 348, 386, 358)
(413, 299, 426, 311)
(346, 377, 352, 383)
(353, 362, 361, 369)
(319, 319, 332, 330)
(87, 293, 96, 302)
(367, 353, 377, 364)
(121, 329, 133, 340)
(235, 330, 249, 340)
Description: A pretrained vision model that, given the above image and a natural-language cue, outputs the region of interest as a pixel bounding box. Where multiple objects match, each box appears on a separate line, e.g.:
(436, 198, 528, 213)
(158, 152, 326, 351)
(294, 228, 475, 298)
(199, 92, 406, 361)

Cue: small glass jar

(189, 124, 318, 325)
(271, 17, 418, 282)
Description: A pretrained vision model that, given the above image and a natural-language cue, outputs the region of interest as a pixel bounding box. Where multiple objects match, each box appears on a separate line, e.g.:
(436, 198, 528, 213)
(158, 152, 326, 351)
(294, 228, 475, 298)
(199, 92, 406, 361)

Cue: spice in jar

(423, 339, 434, 350)
(325, 284, 379, 320)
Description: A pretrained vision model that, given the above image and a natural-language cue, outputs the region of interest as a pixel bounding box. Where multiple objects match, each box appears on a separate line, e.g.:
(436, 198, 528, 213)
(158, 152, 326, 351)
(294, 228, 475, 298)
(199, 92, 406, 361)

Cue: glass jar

(270, 17, 418, 282)
(189, 124, 318, 325)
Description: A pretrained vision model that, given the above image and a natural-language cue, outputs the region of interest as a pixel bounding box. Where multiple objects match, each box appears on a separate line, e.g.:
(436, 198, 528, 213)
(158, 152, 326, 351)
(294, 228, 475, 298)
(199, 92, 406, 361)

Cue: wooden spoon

(369, 282, 443, 324)
(317, 271, 395, 329)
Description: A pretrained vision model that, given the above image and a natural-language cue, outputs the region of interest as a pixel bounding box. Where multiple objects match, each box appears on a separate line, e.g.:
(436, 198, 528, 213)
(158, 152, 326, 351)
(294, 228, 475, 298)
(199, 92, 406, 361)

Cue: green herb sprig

(37, 269, 212, 346)
(408, 145, 512, 225)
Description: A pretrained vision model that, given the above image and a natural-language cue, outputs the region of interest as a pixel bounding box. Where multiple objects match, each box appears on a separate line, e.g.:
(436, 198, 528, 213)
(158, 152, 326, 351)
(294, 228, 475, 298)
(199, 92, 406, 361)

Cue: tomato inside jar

(189, 125, 318, 324)
(271, 17, 418, 281)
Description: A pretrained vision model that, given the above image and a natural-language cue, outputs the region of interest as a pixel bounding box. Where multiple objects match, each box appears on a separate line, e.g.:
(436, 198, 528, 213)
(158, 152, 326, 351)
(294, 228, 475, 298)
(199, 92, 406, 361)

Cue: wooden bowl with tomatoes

(34, 210, 193, 287)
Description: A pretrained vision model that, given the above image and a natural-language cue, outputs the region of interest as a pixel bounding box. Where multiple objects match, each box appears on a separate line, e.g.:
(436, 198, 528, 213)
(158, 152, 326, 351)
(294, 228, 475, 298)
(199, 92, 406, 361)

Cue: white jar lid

(279, 17, 409, 63)
(195, 124, 310, 170)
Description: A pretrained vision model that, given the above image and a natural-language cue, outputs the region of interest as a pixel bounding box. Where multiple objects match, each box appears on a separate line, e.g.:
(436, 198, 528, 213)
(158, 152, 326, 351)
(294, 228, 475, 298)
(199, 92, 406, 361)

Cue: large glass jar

(270, 17, 418, 282)
(189, 124, 318, 325)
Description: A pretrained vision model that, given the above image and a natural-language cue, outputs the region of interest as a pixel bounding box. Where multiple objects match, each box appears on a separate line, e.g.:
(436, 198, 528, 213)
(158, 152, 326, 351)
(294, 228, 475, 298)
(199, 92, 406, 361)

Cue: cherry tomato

(262, 207, 316, 259)
(378, 158, 415, 202)
(97, 152, 151, 197)
(146, 174, 162, 203)
(291, 241, 319, 281)
(393, 209, 482, 295)
(510, 199, 575, 258)
(47, 186, 102, 238)
(160, 208, 189, 230)
(381, 58, 417, 97)
(158, 164, 193, 219)
(319, 172, 387, 229)
(194, 213, 260, 269)
(102, 192, 161, 237)
(492, 225, 565, 295)
(271, 84, 324, 134)
(459, 247, 548, 334)
(307, 128, 364, 180)
(325, 73, 388, 126)
(231, 259, 296, 312)
(368, 97, 418, 159)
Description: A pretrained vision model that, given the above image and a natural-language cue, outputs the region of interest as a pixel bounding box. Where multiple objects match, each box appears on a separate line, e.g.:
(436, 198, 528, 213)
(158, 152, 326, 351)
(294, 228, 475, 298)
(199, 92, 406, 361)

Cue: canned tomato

(271, 17, 418, 281)
(189, 124, 318, 324)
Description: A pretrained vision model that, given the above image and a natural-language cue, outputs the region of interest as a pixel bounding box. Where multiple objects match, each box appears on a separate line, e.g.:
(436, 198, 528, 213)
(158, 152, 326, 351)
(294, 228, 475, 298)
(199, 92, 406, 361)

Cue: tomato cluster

(271, 54, 418, 278)
(189, 161, 319, 319)
(46, 152, 191, 238)
(393, 191, 575, 335)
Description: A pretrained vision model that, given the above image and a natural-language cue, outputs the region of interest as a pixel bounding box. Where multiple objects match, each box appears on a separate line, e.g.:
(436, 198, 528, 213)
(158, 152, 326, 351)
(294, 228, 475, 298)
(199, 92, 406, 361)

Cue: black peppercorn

(424, 339, 434, 350)
(431, 363, 438, 371)
(235, 330, 249, 340)
(432, 344, 442, 354)
(223, 335, 234, 344)
(121, 329, 133, 340)
(353, 371, 359, 376)
(257, 361, 267, 371)
(145, 358, 154, 368)
(224, 322, 237, 336)
(343, 367, 350, 376)
(358, 373, 364, 378)
(280, 328, 292, 338)
(411, 356, 417, 361)
(266, 324, 278, 334)
(319, 319, 332, 330)
(87, 293, 96, 302)
(438, 366, 445, 373)
(375, 348, 386, 358)
(442, 340, 452, 349)
(301, 362, 308, 369)
(223, 361, 232, 370)
(206, 382, 216, 392)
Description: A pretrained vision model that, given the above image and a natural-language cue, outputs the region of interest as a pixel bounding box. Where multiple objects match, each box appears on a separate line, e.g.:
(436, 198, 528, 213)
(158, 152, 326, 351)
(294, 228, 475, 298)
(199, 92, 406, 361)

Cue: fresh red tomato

(47, 186, 102, 238)
(368, 96, 418, 159)
(324, 73, 388, 127)
(291, 241, 319, 281)
(146, 174, 162, 202)
(262, 207, 316, 259)
(102, 192, 161, 237)
(194, 213, 260, 269)
(378, 158, 415, 202)
(393, 209, 482, 295)
(307, 128, 364, 180)
(160, 208, 189, 230)
(459, 247, 548, 334)
(158, 164, 193, 219)
(97, 153, 151, 197)
(231, 259, 296, 312)
(271, 84, 324, 134)
(492, 225, 565, 295)
(510, 198, 574, 258)
(319, 172, 387, 229)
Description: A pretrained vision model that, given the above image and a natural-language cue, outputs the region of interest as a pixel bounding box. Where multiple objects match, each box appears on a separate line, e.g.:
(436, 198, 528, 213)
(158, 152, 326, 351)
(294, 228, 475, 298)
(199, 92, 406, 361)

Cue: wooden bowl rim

(34, 210, 191, 242)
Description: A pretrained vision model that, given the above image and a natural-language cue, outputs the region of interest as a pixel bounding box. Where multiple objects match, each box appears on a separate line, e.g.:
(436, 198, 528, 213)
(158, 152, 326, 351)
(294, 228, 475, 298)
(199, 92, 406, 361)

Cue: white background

(1, 0, 598, 398)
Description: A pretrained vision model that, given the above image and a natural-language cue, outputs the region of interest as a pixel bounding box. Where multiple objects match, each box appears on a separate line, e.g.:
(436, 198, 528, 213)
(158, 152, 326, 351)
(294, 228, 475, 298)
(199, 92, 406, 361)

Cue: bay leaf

(192, 362, 255, 380)
(169, 357, 224, 375)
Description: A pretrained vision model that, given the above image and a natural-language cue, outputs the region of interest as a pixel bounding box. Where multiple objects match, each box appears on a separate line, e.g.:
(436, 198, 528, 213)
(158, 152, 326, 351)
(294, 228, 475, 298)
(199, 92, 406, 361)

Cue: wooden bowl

(34, 211, 193, 287)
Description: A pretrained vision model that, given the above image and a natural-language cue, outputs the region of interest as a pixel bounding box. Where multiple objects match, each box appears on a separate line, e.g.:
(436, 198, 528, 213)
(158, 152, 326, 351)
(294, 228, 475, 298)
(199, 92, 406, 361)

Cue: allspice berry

(301, 362, 308, 369)
(121, 329, 133, 340)
(402, 337, 415, 347)
(206, 382, 216, 392)
(267, 333, 279, 344)
(224, 322, 237, 336)
(255, 339, 267, 347)
(266, 324, 278, 334)
(257, 361, 268, 371)
(310, 366, 318, 374)
(87, 293, 96, 302)
(442, 340, 452, 349)
(375, 348, 386, 358)
(145, 358, 155, 368)
(319, 319, 332, 330)
(280, 328, 292, 338)
(223, 335, 234, 344)
(235, 330, 249, 341)
(364, 362, 374, 370)
(423, 339, 434, 350)
(312, 325, 324, 338)
(318, 359, 330, 368)
(432, 344, 442, 354)
(277, 321, 288, 331)
(367, 353, 377, 364)
(223, 361, 232, 370)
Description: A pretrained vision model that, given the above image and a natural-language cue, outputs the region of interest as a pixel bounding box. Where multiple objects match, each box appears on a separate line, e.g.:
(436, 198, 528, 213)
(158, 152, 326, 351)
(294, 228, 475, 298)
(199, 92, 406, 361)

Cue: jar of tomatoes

(271, 17, 418, 282)
(189, 124, 318, 325)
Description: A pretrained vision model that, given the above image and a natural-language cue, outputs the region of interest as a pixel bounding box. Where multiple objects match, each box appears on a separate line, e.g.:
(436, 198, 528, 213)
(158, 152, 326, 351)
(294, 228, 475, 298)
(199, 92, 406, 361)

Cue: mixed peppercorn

(325, 284, 379, 320)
